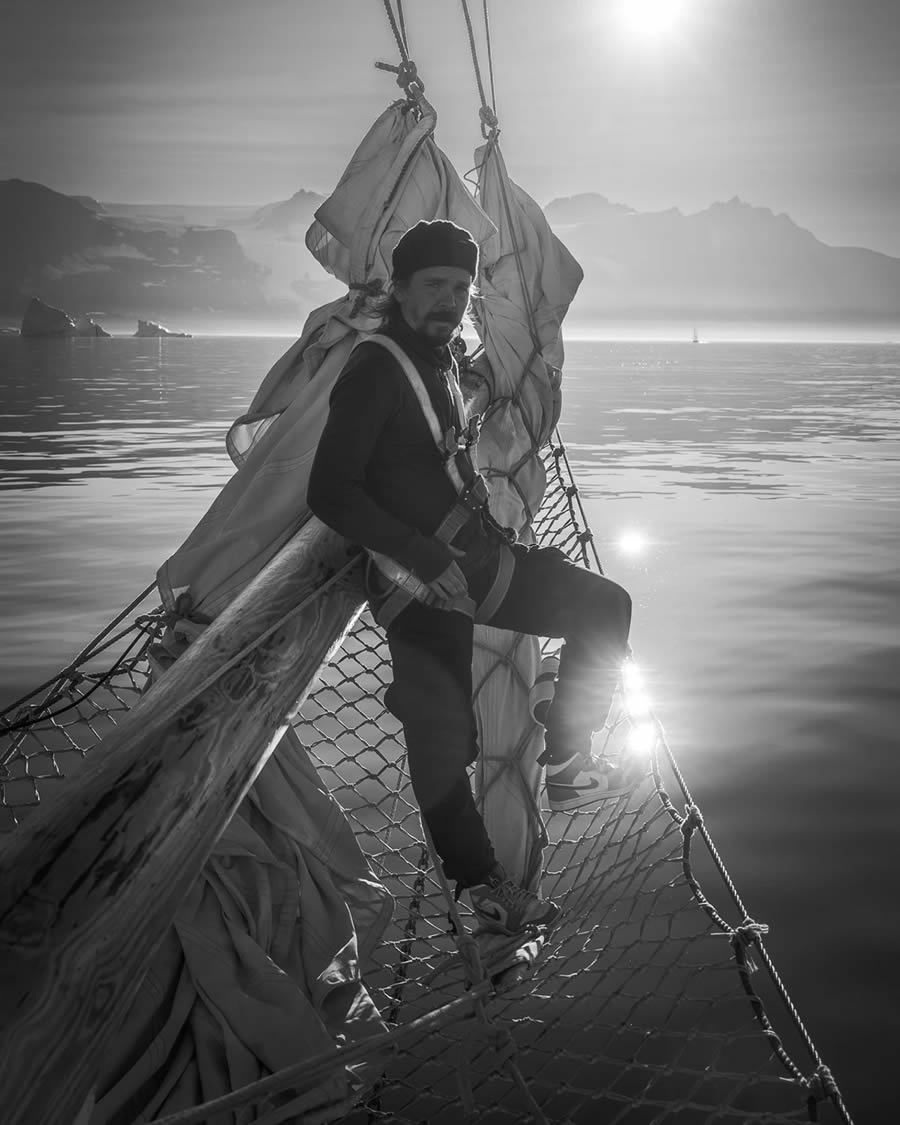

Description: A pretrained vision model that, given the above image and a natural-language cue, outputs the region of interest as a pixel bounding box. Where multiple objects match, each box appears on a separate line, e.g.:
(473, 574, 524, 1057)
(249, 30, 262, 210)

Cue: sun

(616, 0, 686, 43)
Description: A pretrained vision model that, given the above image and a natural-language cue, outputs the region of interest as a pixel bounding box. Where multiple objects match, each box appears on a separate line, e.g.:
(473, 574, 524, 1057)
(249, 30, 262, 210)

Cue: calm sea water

(1, 334, 897, 1118)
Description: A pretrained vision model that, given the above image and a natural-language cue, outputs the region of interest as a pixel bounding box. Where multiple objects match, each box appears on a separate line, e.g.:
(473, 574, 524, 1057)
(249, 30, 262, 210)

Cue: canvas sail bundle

(157, 98, 495, 623)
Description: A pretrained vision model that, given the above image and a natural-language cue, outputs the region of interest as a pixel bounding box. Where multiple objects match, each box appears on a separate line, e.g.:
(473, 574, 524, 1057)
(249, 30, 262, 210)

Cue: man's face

(394, 266, 473, 344)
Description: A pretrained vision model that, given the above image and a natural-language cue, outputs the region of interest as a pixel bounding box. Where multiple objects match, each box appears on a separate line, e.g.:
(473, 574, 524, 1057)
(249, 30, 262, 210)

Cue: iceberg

(134, 318, 191, 338)
(20, 296, 76, 337)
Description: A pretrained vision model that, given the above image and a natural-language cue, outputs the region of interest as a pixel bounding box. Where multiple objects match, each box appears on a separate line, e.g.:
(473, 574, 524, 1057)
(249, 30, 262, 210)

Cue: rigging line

(380, 0, 409, 63)
(482, 0, 496, 114)
(150, 983, 495, 1125)
(0, 620, 162, 743)
(0, 580, 160, 723)
(3, 555, 363, 746)
(460, 0, 491, 112)
(649, 700, 850, 1107)
(0, 620, 159, 741)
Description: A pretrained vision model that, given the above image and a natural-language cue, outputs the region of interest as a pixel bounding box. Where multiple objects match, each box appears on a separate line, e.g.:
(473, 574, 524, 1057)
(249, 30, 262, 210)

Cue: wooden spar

(0, 517, 365, 1125)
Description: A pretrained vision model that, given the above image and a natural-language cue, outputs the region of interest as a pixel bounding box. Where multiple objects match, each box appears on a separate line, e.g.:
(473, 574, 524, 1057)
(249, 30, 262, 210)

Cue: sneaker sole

(547, 780, 638, 811)
(474, 908, 561, 936)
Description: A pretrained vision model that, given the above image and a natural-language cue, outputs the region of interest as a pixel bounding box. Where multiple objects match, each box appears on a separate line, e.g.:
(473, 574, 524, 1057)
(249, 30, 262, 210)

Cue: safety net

(0, 432, 851, 1125)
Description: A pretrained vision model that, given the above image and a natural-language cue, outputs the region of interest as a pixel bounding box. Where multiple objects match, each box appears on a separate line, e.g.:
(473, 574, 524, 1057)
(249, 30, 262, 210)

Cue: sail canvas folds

(158, 99, 495, 623)
(466, 139, 584, 893)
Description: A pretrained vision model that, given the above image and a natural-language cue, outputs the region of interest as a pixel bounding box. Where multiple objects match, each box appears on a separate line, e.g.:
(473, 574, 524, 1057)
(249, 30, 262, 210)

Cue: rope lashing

(348, 278, 384, 294)
(374, 59, 425, 104)
(731, 918, 770, 974)
(805, 1063, 841, 1122)
(734, 919, 770, 945)
(479, 103, 499, 140)
(682, 802, 704, 836)
(348, 277, 384, 317)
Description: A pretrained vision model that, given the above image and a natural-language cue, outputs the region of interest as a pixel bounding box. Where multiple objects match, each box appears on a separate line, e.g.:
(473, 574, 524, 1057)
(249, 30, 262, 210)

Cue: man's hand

(427, 546, 468, 599)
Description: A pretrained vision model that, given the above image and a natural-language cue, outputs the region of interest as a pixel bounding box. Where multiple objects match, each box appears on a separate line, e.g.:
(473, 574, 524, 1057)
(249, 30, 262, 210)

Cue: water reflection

(1, 335, 899, 1117)
(561, 341, 900, 501)
(0, 337, 287, 491)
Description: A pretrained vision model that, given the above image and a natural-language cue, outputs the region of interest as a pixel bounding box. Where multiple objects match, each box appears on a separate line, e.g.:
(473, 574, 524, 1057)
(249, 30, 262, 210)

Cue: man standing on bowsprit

(308, 220, 635, 936)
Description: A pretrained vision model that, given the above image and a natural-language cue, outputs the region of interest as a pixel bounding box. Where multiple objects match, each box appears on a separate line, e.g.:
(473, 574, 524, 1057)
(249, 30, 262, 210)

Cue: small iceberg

(134, 319, 192, 338)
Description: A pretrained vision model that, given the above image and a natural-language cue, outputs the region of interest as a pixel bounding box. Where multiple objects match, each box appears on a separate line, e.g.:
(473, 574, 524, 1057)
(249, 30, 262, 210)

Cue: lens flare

(618, 529, 649, 557)
(617, 0, 686, 42)
(622, 661, 656, 758)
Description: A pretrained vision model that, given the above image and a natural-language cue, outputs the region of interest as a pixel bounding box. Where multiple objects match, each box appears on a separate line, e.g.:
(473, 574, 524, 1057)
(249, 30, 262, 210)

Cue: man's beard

(422, 315, 458, 341)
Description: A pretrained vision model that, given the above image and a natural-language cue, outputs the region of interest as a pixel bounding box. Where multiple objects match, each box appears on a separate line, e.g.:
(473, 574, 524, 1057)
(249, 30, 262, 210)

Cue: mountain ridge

(2, 179, 898, 328)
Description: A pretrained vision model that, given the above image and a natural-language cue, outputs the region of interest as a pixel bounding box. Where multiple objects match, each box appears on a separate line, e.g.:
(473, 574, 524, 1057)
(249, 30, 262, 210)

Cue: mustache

(427, 312, 458, 323)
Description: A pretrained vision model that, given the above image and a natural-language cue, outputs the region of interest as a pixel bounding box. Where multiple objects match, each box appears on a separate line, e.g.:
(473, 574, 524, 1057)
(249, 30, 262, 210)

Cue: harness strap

(359, 334, 510, 628)
(367, 333, 474, 493)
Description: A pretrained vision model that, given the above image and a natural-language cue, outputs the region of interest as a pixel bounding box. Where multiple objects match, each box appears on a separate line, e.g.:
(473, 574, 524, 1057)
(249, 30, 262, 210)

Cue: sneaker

(468, 864, 560, 935)
(529, 652, 561, 726)
(545, 751, 643, 812)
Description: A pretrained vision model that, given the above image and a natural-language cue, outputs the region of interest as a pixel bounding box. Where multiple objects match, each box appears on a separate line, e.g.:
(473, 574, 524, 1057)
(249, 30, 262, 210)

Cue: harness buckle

(442, 414, 483, 459)
(463, 413, 482, 449)
(455, 475, 488, 515)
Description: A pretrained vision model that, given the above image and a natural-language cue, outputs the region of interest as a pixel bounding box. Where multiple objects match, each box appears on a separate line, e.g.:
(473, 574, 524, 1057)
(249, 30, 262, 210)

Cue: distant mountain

(250, 189, 324, 235)
(546, 193, 900, 323)
(0, 180, 270, 320)
(3, 179, 899, 327)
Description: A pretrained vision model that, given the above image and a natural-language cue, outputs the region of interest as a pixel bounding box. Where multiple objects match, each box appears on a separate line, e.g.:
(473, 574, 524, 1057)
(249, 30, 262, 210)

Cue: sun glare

(617, 529, 649, 557)
(617, 0, 686, 43)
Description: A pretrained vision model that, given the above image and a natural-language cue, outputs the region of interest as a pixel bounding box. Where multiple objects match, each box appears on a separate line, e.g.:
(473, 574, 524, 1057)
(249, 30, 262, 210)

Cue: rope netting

(0, 437, 851, 1125)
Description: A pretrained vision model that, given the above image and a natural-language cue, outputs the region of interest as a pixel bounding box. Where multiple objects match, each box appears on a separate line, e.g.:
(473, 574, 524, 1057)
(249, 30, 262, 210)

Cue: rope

(482, 0, 496, 114)
(1, 555, 362, 752)
(380, 0, 409, 62)
(0, 612, 164, 742)
(149, 984, 496, 1125)
(654, 714, 853, 1117)
(0, 579, 159, 724)
(420, 818, 550, 1125)
(375, 0, 425, 107)
(460, 0, 499, 137)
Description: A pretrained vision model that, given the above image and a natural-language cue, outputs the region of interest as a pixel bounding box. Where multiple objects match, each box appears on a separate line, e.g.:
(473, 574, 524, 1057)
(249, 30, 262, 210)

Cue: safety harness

(363, 334, 515, 628)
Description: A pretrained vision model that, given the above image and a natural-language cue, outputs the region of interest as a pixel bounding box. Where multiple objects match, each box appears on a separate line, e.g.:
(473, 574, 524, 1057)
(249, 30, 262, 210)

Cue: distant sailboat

(692, 326, 700, 344)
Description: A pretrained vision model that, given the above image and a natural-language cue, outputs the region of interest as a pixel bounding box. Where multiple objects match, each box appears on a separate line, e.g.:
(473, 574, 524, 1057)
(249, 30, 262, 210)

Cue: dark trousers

(384, 544, 632, 888)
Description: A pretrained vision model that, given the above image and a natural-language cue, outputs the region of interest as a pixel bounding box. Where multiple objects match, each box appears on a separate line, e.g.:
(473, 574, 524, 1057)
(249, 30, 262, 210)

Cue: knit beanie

(391, 220, 478, 281)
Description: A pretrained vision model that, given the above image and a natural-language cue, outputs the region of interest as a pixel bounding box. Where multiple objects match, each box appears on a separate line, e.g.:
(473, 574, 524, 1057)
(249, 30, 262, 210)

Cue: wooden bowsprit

(0, 518, 365, 1125)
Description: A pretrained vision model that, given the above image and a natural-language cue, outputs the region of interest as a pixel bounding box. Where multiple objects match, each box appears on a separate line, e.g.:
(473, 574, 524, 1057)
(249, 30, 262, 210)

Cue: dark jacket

(308, 310, 491, 583)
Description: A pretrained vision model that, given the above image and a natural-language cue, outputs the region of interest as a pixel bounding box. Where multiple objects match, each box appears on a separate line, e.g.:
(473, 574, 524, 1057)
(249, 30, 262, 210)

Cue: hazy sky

(3, 0, 899, 254)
